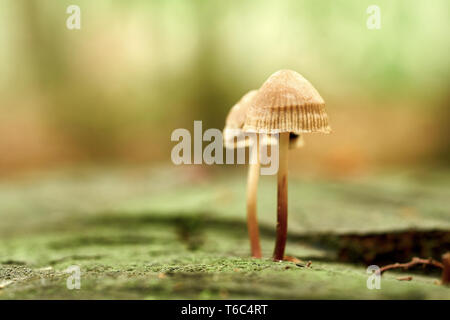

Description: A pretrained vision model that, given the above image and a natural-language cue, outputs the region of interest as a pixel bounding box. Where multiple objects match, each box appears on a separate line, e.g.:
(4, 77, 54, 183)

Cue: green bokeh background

(0, 0, 449, 172)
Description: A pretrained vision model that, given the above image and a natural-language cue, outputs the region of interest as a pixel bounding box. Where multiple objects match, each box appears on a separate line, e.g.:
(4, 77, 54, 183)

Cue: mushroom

(243, 70, 331, 261)
(224, 89, 305, 259)
(224, 90, 262, 258)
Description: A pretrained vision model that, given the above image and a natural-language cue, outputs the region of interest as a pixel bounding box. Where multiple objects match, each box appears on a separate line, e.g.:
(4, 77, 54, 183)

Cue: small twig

(283, 256, 302, 264)
(379, 257, 443, 275)
(397, 276, 413, 281)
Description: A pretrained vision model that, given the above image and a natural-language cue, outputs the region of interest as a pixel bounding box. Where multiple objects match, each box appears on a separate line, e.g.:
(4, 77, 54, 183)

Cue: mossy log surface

(0, 167, 449, 299)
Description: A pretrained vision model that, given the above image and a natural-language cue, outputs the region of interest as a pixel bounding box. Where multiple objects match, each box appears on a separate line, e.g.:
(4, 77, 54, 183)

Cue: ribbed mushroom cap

(224, 90, 258, 149)
(243, 70, 331, 134)
(224, 89, 305, 149)
(225, 90, 257, 130)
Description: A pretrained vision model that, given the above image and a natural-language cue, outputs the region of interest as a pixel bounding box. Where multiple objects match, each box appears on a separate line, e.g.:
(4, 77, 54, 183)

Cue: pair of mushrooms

(224, 69, 331, 261)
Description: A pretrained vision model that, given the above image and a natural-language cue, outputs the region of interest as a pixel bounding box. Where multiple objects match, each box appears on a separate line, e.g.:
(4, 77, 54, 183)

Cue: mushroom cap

(224, 89, 305, 149)
(225, 90, 258, 130)
(223, 90, 258, 149)
(243, 69, 331, 134)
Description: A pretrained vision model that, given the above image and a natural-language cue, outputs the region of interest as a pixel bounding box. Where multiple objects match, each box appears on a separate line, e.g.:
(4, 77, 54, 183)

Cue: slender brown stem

(379, 257, 444, 275)
(246, 135, 261, 258)
(442, 252, 450, 285)
(273, 132, 289, 261)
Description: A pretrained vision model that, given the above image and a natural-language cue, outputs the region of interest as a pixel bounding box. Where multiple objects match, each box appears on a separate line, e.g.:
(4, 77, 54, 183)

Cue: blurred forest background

(0, 0, 449, 177)
(0, 0, 449, 300)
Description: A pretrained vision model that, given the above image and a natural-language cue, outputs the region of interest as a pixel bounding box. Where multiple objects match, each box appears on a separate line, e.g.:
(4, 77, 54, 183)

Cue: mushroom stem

(273, 132, 289, 261)
(246, 135, 262, 258)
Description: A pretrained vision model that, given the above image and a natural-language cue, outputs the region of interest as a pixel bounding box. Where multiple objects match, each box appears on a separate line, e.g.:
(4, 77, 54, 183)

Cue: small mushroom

(243, 70, 331, 261)
(224, 90, 262, 258)
(224, 90, 305, 259)
(224, 90, 258, 149)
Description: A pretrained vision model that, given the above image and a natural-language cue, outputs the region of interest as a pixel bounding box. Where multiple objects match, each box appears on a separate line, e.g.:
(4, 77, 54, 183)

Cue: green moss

(0, 167, 449, 299)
